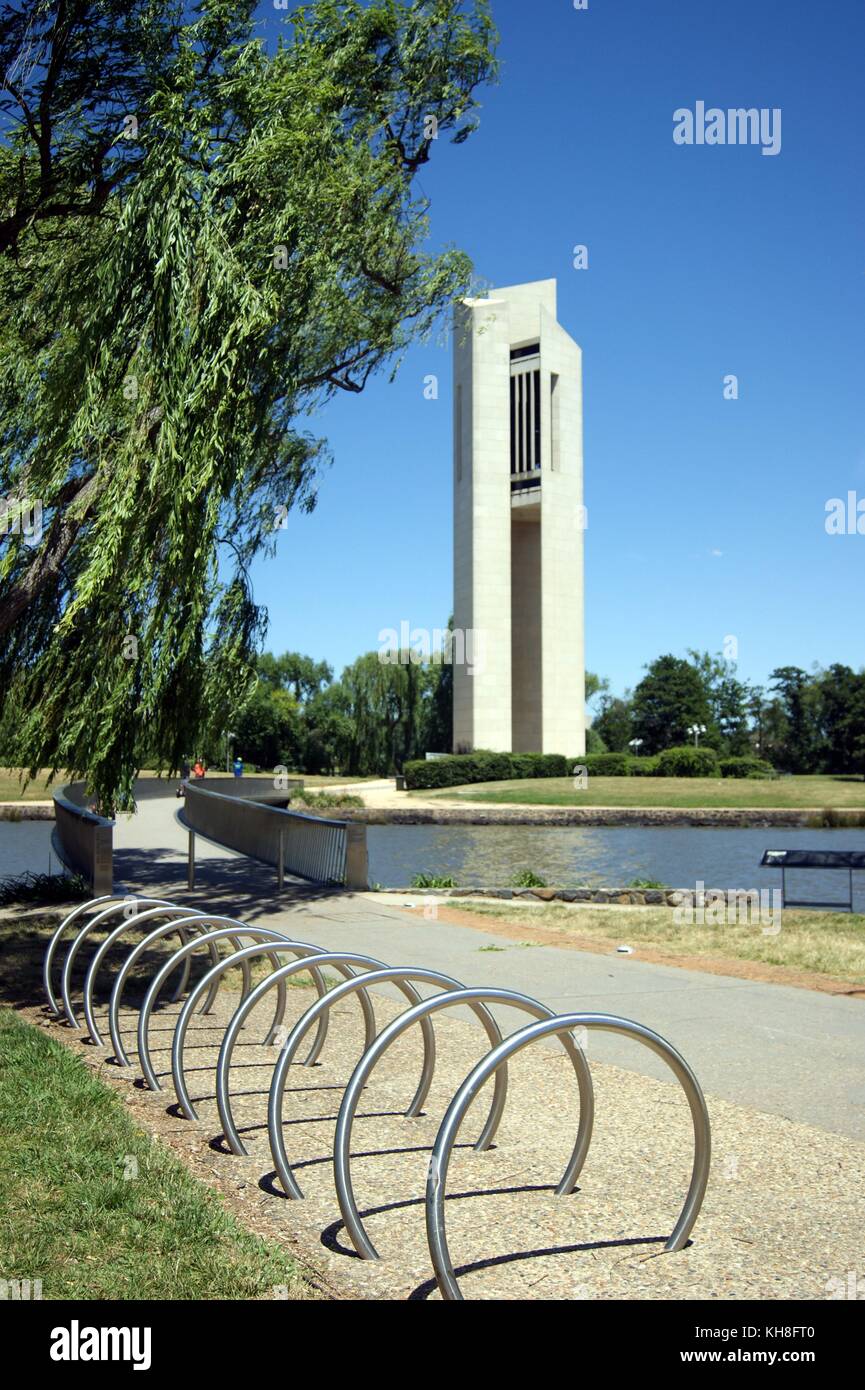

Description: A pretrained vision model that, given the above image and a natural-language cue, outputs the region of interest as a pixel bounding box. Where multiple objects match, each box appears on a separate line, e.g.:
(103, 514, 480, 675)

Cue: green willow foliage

(0, 0, 497, 809)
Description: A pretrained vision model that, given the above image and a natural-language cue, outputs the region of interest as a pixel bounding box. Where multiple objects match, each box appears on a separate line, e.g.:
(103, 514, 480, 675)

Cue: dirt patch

(406, 903, 865, 999)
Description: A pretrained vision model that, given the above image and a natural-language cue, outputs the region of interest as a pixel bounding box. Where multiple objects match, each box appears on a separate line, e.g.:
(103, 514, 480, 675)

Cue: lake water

(367, 824, 865, 907)
(0, 820, 59, 882)
(3, 818, 864, 910)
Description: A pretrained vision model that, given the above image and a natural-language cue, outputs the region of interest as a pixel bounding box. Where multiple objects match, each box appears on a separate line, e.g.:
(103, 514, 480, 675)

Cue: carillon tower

(452, 279, 585, 755)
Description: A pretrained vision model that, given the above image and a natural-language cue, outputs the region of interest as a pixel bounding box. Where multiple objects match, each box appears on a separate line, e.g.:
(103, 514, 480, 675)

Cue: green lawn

(452, 902, 865, 985)
(0, 1008, 314, 1300)
(0, 769, 61, 801)
(0, 767, 377, 801)
(423, 774, 865, 811)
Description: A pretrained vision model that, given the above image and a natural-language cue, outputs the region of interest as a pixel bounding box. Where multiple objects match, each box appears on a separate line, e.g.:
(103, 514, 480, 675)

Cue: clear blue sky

(249, 0, 865, 701)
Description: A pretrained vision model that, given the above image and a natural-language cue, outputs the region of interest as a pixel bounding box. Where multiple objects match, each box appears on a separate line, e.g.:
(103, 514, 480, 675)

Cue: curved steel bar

(426, 1012, 712, 1301)
(334, 987, 595, 1261)
(136, 926, 375, 1091)
(269, 966, 497, 1201)
(83, 908, 217, 1046)
(44, 895, 134, 1014)
(107, 915, 254, 1066)
(44, 895, 180, 1019)
(59, 898, 189, 1029)
(163, 930, 342, 1092)
(172, 942, 382, 1127)
(111, 920, 304, 1071)
(216, 952, 433, 1158)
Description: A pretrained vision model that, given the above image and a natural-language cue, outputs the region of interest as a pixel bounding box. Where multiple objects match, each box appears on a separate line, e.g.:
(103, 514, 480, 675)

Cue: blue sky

(249, 0, 864, 702)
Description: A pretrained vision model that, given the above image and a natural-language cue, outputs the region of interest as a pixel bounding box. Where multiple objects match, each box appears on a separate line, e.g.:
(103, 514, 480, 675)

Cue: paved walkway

(112, 796, 865, 1143)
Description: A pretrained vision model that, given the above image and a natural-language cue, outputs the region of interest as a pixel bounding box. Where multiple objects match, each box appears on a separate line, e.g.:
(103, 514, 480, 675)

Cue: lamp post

(628, 738, 644, 756)
(687, 724, 707, 748)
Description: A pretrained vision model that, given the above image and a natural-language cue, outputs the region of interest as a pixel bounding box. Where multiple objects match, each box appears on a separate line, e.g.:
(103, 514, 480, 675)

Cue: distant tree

(816, 665, 865, 776)
(687, 649, 752, 754)
(426, 658, 453, 753)
(584, 671, 608, 707)
(631, 655, 711, 754)
(234, 684, 303, 770)
(769, 667, 822, 772)
(341, 652, 431, 773)
(593, 694, 632, 752)
(258, 652, 332, 703)
(303, 684, 354, 775)
(585, 724, 607, 754)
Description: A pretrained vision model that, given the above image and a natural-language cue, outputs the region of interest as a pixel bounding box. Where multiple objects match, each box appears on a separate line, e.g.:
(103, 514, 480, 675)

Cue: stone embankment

(340, 804, 859, 829)
(375, 885, 730, 906)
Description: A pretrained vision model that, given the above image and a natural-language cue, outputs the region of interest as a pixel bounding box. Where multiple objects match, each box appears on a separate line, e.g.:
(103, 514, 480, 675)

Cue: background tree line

(181, 644, 454, 777)
(592, 652, 865, 777)
(168, 646, 865, 780)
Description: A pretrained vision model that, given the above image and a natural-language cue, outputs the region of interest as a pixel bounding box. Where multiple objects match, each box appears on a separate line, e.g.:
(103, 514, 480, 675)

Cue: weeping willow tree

(0, 0, 497, 808)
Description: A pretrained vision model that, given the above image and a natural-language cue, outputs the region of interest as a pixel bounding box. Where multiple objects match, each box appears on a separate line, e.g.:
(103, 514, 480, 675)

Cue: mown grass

(424, 774, 865, 811)
(0, 1008, 314, 1300)
(0, 769, 63, 801)
(0, 767, 377, 801)
(451, 901, 865, 984)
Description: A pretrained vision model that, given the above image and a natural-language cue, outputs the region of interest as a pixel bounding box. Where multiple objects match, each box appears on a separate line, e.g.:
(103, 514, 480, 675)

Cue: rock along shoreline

(339, 804, 862, 829)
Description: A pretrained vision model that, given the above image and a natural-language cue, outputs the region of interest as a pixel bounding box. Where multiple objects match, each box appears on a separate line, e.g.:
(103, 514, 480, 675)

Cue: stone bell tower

(452, 278, 585, 755)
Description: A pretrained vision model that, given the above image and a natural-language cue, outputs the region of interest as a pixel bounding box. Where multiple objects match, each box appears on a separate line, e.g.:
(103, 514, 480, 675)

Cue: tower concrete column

(452, 279, 585, 756)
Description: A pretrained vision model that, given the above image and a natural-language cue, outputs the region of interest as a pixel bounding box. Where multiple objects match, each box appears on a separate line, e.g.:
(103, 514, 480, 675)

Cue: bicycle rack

(214, 952, 431, 1158)
(44, 896, 186, 1023)
(425, 1012, 712, 1301)
(42, 894, 711, 1300)
(331, 985, 595, 1261)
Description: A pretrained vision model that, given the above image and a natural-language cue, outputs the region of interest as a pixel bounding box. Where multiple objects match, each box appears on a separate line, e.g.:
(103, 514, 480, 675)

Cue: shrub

(403, 751, 567, 790)
(719, 756, 775, 779)
(656, 745, 720, 778)
(294, 791, 364, 811)
(0, 870, 90, 906)
(410, 872, 457, 888)
(510, 869, 548, 888)
(628, 755, 661, 776)
(580, 752, 630, 776)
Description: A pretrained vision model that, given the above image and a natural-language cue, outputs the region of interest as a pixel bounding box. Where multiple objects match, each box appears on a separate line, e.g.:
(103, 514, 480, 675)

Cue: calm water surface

(0, 820, 58, 880)
(367, 824, 865, 907)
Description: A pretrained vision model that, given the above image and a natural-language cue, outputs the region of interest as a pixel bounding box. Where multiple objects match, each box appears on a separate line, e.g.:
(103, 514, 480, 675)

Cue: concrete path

(113, 796, 865, 1143)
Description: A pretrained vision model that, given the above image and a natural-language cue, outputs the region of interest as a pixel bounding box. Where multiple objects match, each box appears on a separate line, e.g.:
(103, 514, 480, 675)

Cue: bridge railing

(182, 781, 368, 891)
(51, 793, 115, 894)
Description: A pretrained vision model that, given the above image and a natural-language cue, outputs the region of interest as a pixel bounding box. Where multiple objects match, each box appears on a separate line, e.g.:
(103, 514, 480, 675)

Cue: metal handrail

(425, 1012, 712, 1301)
(183, 781, 365, 888)
(51, 793, 115, 893)
(333, 987, 596, 1262)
